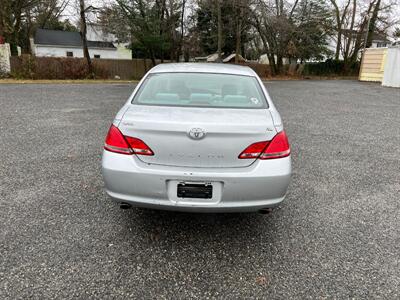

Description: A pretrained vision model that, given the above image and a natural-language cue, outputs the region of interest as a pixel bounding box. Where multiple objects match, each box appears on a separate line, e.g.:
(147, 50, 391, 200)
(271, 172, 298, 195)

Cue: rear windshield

(132, 72, 268, 109)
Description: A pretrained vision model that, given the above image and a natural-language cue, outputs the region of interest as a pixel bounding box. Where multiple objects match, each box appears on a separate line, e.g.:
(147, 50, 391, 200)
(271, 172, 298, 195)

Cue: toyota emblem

(188, 128, 206, 140)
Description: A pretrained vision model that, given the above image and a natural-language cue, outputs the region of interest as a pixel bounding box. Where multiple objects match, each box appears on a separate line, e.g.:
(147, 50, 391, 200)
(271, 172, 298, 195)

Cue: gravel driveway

(0, 80, 399, 299)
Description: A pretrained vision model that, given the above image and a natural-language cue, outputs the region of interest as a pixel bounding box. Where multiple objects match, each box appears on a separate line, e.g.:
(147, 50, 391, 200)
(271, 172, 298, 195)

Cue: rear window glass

(132, 72, 268, 108)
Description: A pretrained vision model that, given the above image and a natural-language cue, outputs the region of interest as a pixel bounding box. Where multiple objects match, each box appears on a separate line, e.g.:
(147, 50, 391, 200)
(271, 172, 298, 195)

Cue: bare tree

(108, 0, 186, 65)
(329, 0, 351, 60)
(329, 0, 399, 65)
(366, 0, 381, 48)
(251, 0, 298, 74)
(342, 0, 356, 63)
(0, 0, 73, 55)
(36, 0, 70, 28)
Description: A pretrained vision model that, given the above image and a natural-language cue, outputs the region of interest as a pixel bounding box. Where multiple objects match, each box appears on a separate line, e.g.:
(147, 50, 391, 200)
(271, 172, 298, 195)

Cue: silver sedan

(102, 63, 291, 212)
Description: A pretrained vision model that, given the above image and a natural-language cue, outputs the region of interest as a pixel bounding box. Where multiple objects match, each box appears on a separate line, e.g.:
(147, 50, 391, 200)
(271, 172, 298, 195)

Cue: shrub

(237, 62, 271, 78)
(10, 55, 36, 79)
(10, 56, 115, 80)
(302, 59, 360, 76)
(31, 57, 89, 79)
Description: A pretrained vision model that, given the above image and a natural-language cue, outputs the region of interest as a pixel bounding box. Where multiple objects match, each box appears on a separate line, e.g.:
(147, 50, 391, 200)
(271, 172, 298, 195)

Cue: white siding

(258, 54, 289, 65)
(34, 45, 118, 59)
(115, 43, 132, 59)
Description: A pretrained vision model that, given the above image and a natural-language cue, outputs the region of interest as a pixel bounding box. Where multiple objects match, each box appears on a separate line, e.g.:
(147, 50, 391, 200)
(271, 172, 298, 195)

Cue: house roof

(207, 53, 222, 62)
(34, 28, 116, 49)
(195, 53, 246, 63)
(222, 53, 246, 63)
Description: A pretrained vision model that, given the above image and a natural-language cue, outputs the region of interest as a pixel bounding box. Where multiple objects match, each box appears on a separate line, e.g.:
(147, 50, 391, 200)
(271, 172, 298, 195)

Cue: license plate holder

(177, 182, 213, 199)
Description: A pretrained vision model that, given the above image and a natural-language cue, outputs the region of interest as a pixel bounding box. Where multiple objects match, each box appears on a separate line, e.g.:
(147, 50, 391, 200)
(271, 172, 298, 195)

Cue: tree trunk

(329, 0, 341, 60)
(150, 49, 156, 66)
(217, 0, 222, 62)
(276, 55, 283, 75)
(343, 0, 357, 64)
(143, 57, 148, 72)
(335, 31, 342, 60)
(158, 0, 166, 62)
(169, 4, 177, 62)
(330, 0, 351, 60)
(267, 53, 277, 75)
(349, 2, 374, 63)
(10, 7, 22, 56)
(79, 0, 93, 78)
(177, 0, 186, 62)
(366, 0, 380, 48)
(253, 18, 276, 75)
(26, 9, 33, 54)
(235, 1, 242, 64)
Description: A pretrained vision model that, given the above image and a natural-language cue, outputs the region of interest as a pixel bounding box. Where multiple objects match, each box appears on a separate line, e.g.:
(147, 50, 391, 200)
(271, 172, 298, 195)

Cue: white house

(194, 53, 224, 62)
(222, 53, 246, 63)
(86, 24, 132, 60)
(31, 28, 131, 60)
(193, 53, 247, 63)
(258, 54, 289, 65)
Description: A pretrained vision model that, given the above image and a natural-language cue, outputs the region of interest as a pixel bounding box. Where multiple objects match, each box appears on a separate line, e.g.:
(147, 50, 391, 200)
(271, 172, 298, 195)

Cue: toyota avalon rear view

(101, 63, 291, 212)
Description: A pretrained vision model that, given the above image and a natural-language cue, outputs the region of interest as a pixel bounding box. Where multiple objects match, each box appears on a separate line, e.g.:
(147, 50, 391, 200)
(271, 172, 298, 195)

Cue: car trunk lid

(119, 105, 277, 168)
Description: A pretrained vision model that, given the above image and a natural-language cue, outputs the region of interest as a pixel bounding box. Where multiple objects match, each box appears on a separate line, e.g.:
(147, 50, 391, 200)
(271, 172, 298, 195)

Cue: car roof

(148, 63, 257, 77)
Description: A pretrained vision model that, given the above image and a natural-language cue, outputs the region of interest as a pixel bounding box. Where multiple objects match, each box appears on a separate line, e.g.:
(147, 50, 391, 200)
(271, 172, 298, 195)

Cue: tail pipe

(120, 203, 132, 209)
(258, 208, 273, 215)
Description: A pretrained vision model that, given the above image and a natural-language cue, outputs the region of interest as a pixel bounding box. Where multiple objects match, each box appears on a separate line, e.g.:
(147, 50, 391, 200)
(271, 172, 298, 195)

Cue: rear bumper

(101, 151, 291, 213)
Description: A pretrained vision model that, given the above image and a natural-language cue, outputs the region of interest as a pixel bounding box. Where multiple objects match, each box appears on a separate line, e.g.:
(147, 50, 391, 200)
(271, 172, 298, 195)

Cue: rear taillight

(124, 136, 154, 156)
(259, 131, 290, 159)
(104, 125, 154, 156)
(238, 141, 269, 159)
(238, 131, 290, 160)
(104, 125, 131, 154)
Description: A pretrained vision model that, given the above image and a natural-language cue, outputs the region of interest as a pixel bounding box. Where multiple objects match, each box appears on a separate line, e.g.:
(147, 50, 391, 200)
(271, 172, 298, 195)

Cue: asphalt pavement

(0, 80, 399, 299)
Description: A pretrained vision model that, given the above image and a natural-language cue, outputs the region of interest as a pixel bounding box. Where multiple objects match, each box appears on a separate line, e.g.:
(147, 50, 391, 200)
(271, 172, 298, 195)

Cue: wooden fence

(92, 58, 157, 79)
(10, 55, 271, 80)
(10, 56, 161, 80)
